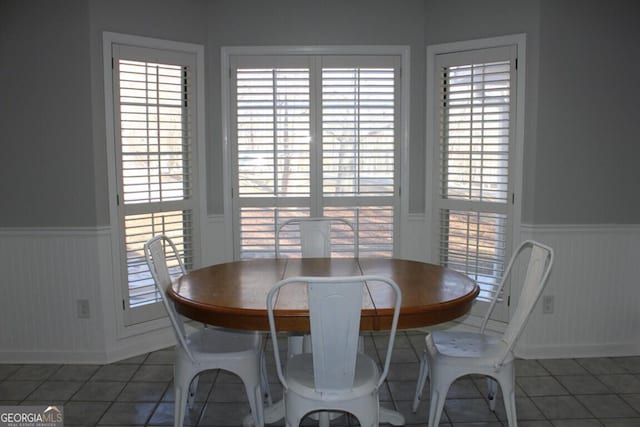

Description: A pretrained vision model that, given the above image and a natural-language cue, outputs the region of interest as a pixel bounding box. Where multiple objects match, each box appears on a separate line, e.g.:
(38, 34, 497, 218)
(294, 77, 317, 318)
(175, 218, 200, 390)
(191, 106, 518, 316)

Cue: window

(104, 34, 204, 326)
(227, 51, 403, 259)
(427, 37, 525, 322)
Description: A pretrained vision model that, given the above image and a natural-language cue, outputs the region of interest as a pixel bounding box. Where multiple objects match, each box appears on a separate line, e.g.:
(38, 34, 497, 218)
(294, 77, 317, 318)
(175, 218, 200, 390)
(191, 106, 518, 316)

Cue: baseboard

(516, 342, 640, 360)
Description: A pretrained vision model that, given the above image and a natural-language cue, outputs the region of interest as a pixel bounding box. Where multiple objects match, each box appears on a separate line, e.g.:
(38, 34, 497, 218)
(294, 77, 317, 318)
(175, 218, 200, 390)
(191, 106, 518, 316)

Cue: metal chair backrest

(144, 235, 194, 361)
(275, 217, 358, 258)
(267, 275, 401, 391)
(480, 240, 554, 367)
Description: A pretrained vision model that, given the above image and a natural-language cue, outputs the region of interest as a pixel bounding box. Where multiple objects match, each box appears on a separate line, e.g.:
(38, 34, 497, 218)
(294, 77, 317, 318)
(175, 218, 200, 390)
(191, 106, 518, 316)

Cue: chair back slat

(477, 240, 553, 368)
(308, 279, 363, 392)
(144, 235, 194, 361)
(502, 243, 552, 347)
(267, 275, 401, 394)
(300, 220, 332, 257)
(275, 217, 358, 258)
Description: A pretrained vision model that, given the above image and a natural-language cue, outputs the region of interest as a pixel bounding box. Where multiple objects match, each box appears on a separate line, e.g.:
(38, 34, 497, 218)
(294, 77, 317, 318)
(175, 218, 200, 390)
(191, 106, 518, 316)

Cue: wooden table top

(168, 257, 479, 332)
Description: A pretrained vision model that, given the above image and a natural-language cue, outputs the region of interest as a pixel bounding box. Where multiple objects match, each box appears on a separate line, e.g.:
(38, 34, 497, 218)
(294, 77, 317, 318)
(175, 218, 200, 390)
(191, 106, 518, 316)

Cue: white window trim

(221, 46, 410, 260)
(424, 34, 526, 264)
(102, 32, 207, 338)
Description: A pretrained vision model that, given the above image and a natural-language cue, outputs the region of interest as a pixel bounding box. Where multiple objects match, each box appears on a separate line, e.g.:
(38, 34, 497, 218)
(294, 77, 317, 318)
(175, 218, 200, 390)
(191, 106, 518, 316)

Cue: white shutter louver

(321, 66, 397, 257)
(115, 54, 197, 322)
(321, 68, 395, 197)
(231, 55, 399, 259)
(436, 50, 515, 304)
(235, 66, 312, 258)
(236, 68, 311, 198)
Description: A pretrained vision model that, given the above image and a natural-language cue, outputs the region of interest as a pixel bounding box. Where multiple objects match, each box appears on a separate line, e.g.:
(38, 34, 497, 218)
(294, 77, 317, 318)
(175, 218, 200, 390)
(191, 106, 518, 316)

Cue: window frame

(103, 32, 207, 334)
(425, 34, 526, 326)
(221, 46, 410, 260)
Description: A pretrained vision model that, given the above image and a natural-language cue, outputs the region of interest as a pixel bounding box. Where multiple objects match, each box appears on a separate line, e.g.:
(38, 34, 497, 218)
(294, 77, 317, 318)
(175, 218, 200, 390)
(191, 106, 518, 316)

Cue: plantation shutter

(112, 44, 199, 325)
(434, 46, 517, 321)
(321, 57, 398, 256)
(230, 54, 399, 259)
(232, 56, 313, 258)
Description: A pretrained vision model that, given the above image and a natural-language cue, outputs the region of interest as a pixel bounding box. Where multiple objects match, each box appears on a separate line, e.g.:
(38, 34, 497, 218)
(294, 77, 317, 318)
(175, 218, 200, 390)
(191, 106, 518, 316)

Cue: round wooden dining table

(168, 257, 479, 332)
(168, 257, 478, 427)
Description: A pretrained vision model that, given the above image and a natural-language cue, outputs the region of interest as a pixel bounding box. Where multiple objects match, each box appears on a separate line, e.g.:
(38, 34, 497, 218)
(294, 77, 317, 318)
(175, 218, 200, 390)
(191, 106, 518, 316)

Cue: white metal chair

(275, 217, 358, 258)
(144, 235, 269, 427)
(276, 216, 360, 358)
(412, 240, 554, 427)
(267, 275, 401, 427)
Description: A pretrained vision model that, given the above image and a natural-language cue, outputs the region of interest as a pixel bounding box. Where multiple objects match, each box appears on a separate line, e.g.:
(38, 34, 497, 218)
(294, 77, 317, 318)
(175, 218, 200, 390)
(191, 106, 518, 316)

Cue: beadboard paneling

(516, 224, 640, 358)
(0, 228, 107, 362)
(0, 227, 176, 364)
(2, 222, 639, 362)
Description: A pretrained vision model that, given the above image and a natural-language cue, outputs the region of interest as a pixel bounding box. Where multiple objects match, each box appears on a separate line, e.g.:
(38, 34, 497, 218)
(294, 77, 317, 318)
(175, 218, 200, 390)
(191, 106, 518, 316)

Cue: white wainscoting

(0, 227, 108, 363)
(516, 224, 640, 359)
(2, 221, 639, 363)
(0, 227, 175, 364)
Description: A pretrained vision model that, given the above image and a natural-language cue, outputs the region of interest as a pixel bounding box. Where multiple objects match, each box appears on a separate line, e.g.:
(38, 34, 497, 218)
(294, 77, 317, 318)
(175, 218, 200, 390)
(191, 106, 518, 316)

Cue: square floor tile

(494, 396, 545, 421)
(555, 374, 612, 394)
(131, 365, 173, 382)
(8, 365, 60, 381)
(91, 364, 138, 382)
(530, 395, 592, 419)
(25, 380, 84, 401)
(600, 419, 640, 427)
(0, 381, 40, 400)
(515, 359, 551, 376)
(517, 375, 569, 396)
(446, 377, 482, 398)
(0, 365, 21, 380)
(516, 422, 554, 427)
(97, 402, 155, 425)
(549, 420, 603, 427)
(443, 398, 500, 423)
(208, 382, 250, 403)
(387, 380, 420, 401)
(198, 402, 253, 426)
(145, 349, 175, 365)
(597, 374, 640, 393)
(620, 393, 640, 412)
(51, 365, 100, 381)
(72, 381, 126, 401)
(576, 394, 639, 418)
(63, 401, 111, 426)
(612, 356, 640, 373)
(387, 362, 419, 381)
(577, 357, 630, 375)
(117, 381, 168, 402)
(538, 359, 589, 375)
(390, 348, 420, 364)
(114, 354, 148, 365)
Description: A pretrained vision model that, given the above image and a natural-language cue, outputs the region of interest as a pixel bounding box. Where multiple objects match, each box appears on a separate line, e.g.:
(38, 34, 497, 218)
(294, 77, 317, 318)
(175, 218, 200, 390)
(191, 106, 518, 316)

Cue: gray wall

(535, 0, 640, 224)
(0, 0, 95, 226)
(1, 0, 638, 227)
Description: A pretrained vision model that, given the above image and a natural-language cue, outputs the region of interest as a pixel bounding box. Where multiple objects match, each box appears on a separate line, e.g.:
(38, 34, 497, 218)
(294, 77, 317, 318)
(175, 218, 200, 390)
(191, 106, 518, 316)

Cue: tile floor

(2, 331, 640, 426)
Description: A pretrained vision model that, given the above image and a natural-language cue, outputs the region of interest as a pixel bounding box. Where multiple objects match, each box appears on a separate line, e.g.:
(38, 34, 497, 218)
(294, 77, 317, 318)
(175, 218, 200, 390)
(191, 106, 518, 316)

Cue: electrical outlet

(542, 295, 554, 314)
(77, 299, 90, 318)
